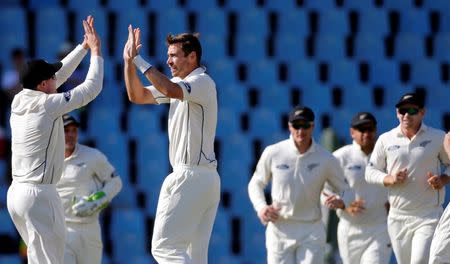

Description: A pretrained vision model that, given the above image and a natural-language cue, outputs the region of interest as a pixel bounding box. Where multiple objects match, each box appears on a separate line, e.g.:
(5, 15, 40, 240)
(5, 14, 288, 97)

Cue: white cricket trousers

(266, 219, 326, 264)
(64, 221, 102, 264)
(151, 165, 220, 264)
(337, 220, 391, 264)
(388, 209, 441, 264)
(429, 204, 450, 264)
(7, 181, 65, 264)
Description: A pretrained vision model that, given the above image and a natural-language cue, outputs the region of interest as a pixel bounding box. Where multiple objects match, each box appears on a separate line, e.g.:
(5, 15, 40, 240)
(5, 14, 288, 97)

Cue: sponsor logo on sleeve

(182, 81, 192, 93)
(348, 165, 362, 171)
(276, 164, 290, 170)
(387, 145, 400, 151)
(307, 163, 319, 171)
(419, 140, 431, 147)
(63, 91, 72, 102)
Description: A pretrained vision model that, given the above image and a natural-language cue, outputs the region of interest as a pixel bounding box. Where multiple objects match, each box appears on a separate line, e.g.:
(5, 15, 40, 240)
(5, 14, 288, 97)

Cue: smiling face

(64, 123, 78, 157)
(166, 43, 197, 79)
(396, 103, 425, 133)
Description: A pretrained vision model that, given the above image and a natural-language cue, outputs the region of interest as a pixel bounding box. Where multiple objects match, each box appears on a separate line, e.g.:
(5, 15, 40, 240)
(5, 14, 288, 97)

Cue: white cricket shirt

(333, 141, 388, 225)
(366, 124, 450, 216)
(56, 144, 122, 223)
(146, 67, 217, 168)
(248, 137, 350, 222)
(10, 45, 103, 184)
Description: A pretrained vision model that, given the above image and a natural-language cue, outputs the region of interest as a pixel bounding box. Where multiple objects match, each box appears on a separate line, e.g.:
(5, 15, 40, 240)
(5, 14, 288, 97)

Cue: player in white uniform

(7, 16, 103, 264)
(248, 106, 351, 264)
(429, 132, 450, 264)
(366, 92, 450, 264)
(328, 112, 391, 264)
(56, 114, 122, 264)
(123, 27, 220, 264)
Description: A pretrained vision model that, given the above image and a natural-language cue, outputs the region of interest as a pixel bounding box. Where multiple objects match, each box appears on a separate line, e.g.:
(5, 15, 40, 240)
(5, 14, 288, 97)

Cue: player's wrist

(133, 55, 152, 74)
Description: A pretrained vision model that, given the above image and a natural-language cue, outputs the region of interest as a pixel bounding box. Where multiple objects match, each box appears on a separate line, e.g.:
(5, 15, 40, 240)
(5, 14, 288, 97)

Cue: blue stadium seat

(137, 159, 168, 198)
(248, 107, 283, 138)
(382, 0, 415, 10)
(424, 108, 443, 129)
(258, 83, 291, 115)
(0, 208, 16, 238)
(74, 8, 108, 45)
(304, 0, 336, 10)
(354, 33, 385, 62)
(0, 7, 27, 64)
(318, 10, 350, 35)
(383, 83, 413, 108)
(358, 8, 389, 36)
(410, 59, 441, 86)
(422, 0, 450, 10)
(225, 0, 256, 11)
(128, 105, 161, 139)
(434, 33, 450, 61)
(399, 9, 430, 35)
(201, 34, 227, 63)
(147, 0, 179, 11)
(372, 107, 398, 133)
(196, 8, 227, 37)
(107, 0, 140, 11)
(394, 34, 426, 61)
(220, 158, 251, 194)
(275, 34, 306, 63)
(220, 133, 253, 166)
(369, 60, 399, 86)
(216, 107, 242, 138)
(185, 0, 218, 12)
(90, 81, 123, 109)
(329, 60, 359, 87)
(236, 8, 268, 37)
(28, 0, 60, 9)
(67, 0, 101, 10)
(95, 131, 130, 184)
(277, 8, 309, 36)
(110, 208, 147, 262)
(264, 0, 298, 12)
(207, 58, 237, 88)
(155, 8, 188, 58)
(115, 8, 150, 59)
(344, 0, 374, 10)
(87, 106, 122, 140)
(241, 212, 266, 263)
(247, 59, 278, 87)
(35, 7, 68, 61)
(341, 84, 374, 112)
(0, 255, 21, 264)
(136, 132, 169, 170)
(289, 59, 319, 88)
(301, 84, 334, 114)
(0, 0, 21, 7)
(218, 81, 248, 113)
(314, 34, 346, 61)
(235, 34, 266, 62)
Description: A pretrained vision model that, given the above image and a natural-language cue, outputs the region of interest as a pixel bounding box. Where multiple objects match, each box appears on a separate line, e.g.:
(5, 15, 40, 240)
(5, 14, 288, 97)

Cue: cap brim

(52, 62, 63, 73)
(352, 119, 375, 128)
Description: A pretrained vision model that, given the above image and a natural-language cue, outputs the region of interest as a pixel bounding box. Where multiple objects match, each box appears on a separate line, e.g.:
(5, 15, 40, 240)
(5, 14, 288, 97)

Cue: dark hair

(166, 33, 202, 65)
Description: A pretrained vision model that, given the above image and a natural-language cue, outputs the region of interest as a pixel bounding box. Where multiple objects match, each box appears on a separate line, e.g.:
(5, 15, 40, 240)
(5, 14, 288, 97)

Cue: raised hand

(82, 15, 101, 56)
(123, 25, 142, 62)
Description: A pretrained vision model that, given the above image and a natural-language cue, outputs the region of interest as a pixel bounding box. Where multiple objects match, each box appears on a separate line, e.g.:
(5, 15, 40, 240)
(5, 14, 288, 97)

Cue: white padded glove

(72, 191, 109, 217)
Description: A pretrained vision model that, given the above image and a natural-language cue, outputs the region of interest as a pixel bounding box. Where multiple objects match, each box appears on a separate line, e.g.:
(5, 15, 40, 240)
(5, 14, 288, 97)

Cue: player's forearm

(124, 62, 151, 104)
(102, 176, 123, 201)
(144, 67, 182, 99)
(56, 45, 88, 87)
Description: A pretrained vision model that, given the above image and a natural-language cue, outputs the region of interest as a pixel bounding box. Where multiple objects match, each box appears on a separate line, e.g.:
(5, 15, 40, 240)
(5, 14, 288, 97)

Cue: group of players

(5, 14, 450, 264)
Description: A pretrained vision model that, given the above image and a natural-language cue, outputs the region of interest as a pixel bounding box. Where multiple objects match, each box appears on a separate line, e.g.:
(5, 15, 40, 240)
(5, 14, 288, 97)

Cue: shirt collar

(184, 66, 206, 79)
(289, 134, 316, 155)
(394, 122, 428, 137)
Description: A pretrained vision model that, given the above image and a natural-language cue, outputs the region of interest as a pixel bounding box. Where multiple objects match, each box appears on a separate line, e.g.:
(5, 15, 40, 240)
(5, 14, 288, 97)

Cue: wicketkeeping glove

(72, 191, 109, 217)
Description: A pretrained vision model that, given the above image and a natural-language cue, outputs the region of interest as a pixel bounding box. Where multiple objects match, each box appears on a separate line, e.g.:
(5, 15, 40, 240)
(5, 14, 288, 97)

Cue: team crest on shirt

(387, 145, 400, 151)
(276, 164, 289, 170)
(419, 140, 431, 147)
(307, 163, 319, 171)
(63, 91, 71, 102)
(75, 162, 86, 167)
(182, 81, 192, 93)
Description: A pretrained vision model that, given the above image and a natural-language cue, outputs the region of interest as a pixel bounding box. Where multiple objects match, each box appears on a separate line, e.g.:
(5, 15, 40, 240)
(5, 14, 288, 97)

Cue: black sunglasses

(398, 107, 420, 116)
(291, 122, 312, 130)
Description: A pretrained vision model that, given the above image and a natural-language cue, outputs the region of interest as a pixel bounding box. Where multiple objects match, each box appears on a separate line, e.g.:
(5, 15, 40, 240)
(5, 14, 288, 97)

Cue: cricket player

(7, 16, 103, 264)
(429, 132, 450, 264)
(123, 26, 220, 263)
(56, 114, 122, 264)
(328, 112, 391, 264)
(366, 92, 450, 264)
(248, 106, 351, 264)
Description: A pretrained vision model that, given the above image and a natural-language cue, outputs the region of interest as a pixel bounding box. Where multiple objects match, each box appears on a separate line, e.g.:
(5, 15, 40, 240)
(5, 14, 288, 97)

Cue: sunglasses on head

(398, 107, 420, 116)
(291, 122, 312, 130)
